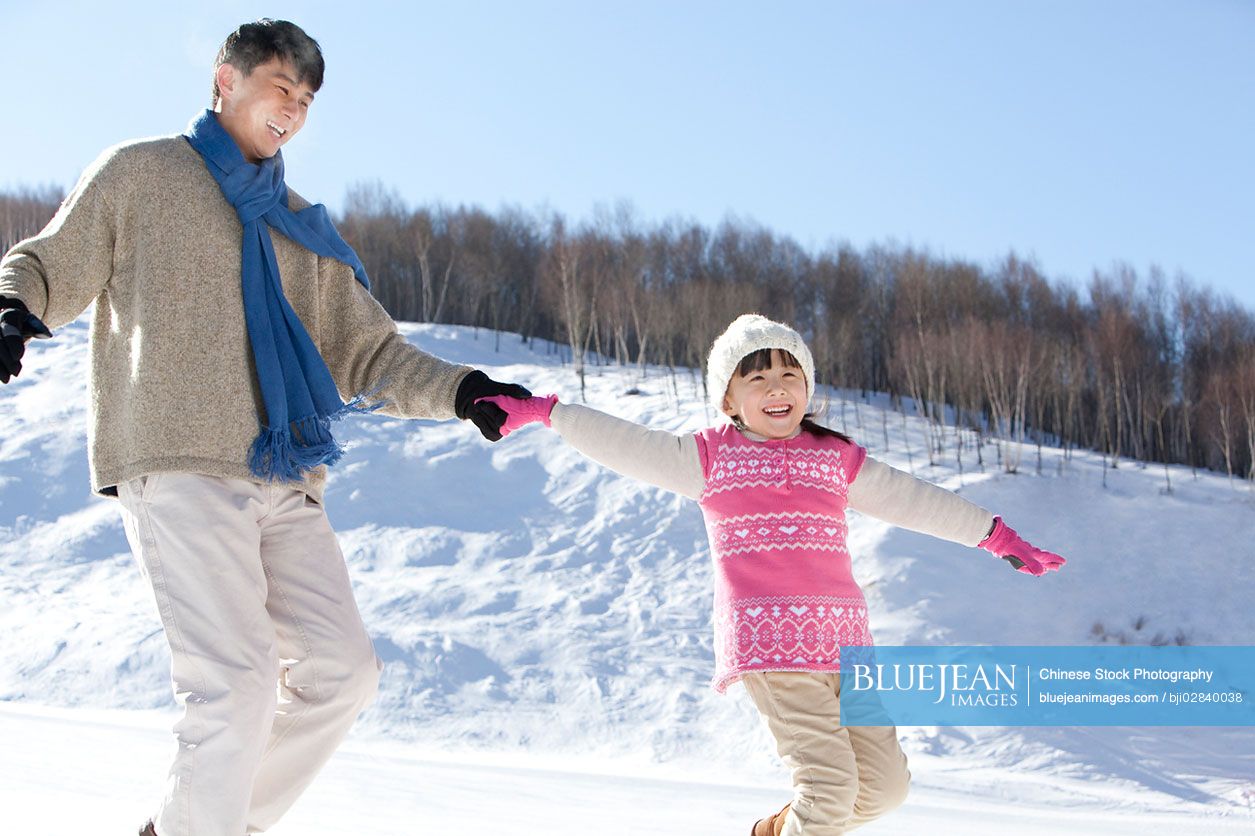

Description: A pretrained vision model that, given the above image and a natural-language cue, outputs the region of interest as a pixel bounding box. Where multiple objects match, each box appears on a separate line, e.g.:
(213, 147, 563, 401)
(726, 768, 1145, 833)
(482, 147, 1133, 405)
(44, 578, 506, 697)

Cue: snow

(2, 319, 1254, 834)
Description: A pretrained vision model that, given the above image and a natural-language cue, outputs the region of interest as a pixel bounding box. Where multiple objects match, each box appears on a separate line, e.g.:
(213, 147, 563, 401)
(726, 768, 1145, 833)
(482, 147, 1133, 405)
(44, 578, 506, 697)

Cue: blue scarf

(183, 109, 373, 482)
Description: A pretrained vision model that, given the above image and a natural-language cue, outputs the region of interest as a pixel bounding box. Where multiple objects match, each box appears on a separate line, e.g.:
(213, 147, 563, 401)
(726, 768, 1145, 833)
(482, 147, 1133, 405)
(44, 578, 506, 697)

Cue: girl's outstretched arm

(479, 395, 705, 500)
(847, 457, 994, 546)
(551, 402, 704, 499)
(848, 457, 1066, 575)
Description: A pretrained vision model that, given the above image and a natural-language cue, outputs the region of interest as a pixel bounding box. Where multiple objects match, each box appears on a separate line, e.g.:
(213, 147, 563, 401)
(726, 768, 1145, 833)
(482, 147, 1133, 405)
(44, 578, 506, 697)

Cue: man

(0, 19, 523, 836)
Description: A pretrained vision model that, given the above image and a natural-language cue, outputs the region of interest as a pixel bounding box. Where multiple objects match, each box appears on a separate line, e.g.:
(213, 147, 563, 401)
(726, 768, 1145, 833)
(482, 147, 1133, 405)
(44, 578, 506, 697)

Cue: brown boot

(751, 802, 791, 836)
(138, 822, 157, 836)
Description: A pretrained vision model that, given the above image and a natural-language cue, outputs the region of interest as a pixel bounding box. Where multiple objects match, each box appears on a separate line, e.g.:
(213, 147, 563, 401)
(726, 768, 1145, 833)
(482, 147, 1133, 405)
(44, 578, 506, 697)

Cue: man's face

(214, 57, 315, 163)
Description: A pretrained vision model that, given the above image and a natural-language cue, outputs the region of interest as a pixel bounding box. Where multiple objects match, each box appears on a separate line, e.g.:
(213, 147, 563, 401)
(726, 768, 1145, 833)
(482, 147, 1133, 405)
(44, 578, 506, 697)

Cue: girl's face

(722, 349, 808, 439)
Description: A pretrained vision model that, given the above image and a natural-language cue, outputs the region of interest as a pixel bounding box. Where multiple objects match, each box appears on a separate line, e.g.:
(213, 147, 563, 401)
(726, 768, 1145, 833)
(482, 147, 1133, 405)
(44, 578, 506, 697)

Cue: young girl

(480, 314, 1066, 836)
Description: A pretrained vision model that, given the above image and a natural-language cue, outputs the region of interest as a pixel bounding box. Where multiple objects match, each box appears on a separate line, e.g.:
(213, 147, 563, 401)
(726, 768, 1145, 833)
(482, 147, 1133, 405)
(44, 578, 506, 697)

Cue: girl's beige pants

(742, 671, 911, 835)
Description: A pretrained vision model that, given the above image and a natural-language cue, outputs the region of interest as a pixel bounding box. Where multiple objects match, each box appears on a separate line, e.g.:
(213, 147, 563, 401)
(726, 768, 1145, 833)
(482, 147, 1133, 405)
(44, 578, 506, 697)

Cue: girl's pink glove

(474, 394, 559, 437)
(978, 517, 1066, 577)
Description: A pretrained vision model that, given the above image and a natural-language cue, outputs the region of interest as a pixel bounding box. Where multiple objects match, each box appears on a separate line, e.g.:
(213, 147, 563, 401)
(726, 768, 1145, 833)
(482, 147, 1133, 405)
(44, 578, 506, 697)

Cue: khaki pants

(742, 672, 910, 836)
(119, 473, 381, 836)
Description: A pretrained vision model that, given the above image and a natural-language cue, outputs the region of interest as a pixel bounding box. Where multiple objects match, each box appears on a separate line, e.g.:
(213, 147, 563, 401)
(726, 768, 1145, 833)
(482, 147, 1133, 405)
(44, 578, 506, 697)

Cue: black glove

(455, 370, 532, 441)
(0, 296, 53, 384)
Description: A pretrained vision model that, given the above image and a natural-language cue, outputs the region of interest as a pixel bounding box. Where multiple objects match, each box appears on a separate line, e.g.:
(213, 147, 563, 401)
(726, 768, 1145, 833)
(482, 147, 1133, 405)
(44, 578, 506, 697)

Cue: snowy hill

(2, 319, 1254, 833)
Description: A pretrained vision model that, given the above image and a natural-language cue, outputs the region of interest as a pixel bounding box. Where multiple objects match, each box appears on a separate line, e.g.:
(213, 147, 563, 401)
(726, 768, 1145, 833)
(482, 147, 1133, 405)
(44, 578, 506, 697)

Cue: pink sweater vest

(695, 423, 874, 692)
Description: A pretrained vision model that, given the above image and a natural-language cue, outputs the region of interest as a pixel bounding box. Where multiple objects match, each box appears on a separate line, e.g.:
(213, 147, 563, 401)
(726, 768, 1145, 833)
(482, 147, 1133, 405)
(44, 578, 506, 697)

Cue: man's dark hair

(212, 19, 324, 106)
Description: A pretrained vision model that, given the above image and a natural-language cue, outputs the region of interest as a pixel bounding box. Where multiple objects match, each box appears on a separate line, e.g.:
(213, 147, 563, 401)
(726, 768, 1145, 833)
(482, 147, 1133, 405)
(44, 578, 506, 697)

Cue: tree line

(4, 184, 1253, 484)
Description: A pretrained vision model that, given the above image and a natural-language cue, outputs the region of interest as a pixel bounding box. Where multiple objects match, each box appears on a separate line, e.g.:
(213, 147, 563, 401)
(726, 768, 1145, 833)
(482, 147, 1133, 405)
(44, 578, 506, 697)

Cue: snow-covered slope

(2, 319, 1253, 829)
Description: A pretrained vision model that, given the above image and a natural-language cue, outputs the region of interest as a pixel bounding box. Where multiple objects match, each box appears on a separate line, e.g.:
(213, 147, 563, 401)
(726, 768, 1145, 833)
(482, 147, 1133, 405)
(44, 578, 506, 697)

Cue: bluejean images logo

(850, 656, 1019, 706)
(838, 646, 1255, 727)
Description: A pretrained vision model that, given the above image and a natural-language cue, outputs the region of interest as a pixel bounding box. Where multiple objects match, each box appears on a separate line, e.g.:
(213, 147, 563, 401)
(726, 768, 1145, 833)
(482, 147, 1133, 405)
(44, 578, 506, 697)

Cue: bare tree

(539, 216, 602, 397)
(0, 185, 62, 252)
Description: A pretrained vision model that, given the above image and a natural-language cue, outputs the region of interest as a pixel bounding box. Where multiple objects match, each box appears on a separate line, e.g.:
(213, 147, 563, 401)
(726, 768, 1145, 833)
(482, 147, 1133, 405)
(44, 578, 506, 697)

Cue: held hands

(0, 297, 53, 384)
(455, 370, 533, 441)
(978, 517, 1066, 577)
(474, 394, 559, 438)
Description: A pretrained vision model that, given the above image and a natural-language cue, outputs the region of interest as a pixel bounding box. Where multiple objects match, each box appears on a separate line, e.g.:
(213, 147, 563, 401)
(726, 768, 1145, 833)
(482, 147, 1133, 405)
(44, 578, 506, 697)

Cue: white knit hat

(706, 314, 815, 416)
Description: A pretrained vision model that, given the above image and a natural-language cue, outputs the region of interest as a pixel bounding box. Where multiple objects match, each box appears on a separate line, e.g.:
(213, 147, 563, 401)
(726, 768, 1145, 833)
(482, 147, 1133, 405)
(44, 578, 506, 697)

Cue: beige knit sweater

(0, 135, 472, 501)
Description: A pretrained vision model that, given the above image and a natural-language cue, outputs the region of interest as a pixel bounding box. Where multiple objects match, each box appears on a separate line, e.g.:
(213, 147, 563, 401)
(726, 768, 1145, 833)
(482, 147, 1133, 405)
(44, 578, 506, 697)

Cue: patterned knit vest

(695, 423, 874, 693)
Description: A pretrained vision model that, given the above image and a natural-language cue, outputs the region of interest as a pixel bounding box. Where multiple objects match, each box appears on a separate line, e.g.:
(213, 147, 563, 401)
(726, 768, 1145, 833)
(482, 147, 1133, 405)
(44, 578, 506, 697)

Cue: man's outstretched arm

(315, 257, 529, 440)
(0, 148, 121, 332)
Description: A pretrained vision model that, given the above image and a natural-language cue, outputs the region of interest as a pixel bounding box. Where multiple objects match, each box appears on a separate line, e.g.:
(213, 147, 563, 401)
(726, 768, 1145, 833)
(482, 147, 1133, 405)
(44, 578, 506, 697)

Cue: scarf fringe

(249, 394, 385, 482)
(342, 380, 390, 416)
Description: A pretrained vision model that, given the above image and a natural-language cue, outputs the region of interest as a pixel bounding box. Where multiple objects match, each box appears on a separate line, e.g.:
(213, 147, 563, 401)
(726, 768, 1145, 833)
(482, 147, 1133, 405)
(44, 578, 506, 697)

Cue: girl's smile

(721, 349, 809, 439)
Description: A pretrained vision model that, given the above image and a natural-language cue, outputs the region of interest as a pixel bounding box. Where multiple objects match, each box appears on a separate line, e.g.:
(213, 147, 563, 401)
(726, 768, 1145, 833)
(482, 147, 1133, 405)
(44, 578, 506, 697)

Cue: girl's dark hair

(730, 348, 853, 443)
(212, 19, 325, 106)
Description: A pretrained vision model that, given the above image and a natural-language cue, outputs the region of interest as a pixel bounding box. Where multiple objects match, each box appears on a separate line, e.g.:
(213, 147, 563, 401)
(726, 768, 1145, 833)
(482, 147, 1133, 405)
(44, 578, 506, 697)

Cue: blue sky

(3, 0, 1252, 309)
